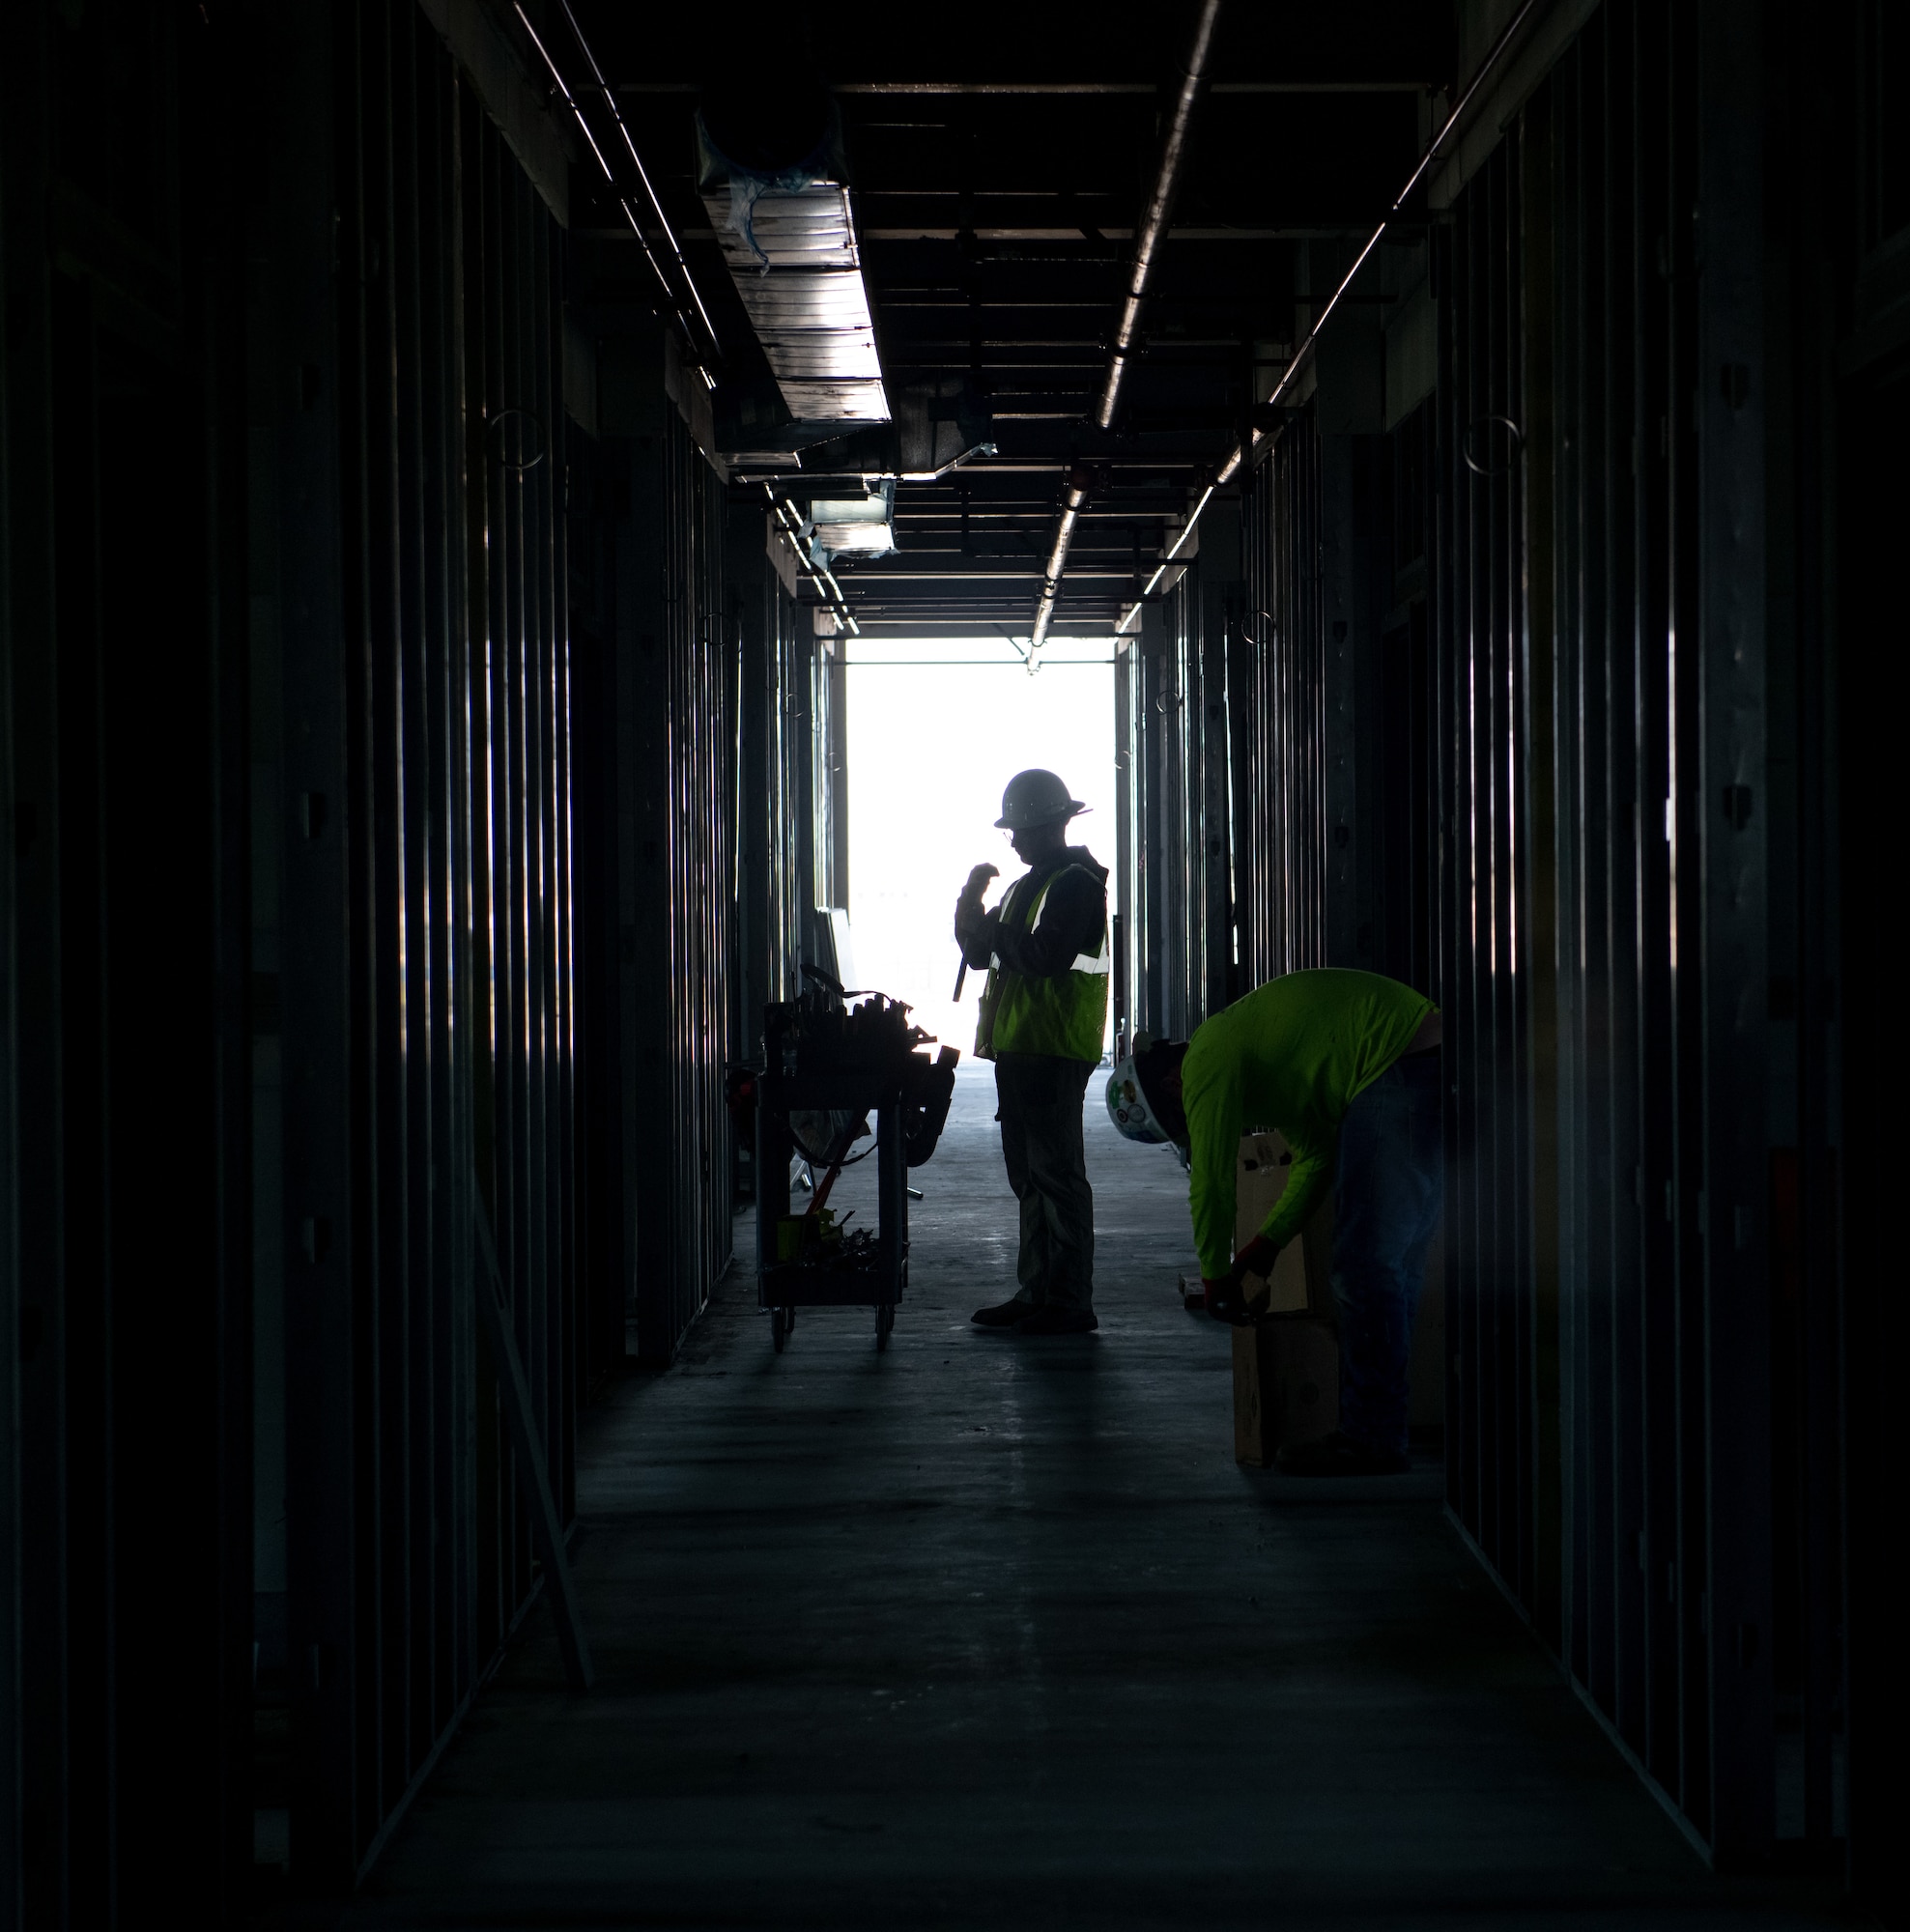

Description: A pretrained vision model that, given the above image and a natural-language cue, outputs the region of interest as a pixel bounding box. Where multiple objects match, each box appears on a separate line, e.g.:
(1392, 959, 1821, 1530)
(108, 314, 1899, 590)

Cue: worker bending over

(1107, 969, 1441, 1473)
(956, 769, 1110, 1336)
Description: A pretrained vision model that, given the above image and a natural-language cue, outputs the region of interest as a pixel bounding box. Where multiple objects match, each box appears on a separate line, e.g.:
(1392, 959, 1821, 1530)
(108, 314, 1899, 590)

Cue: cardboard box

(1175, 1132, 1335, 1314)
(1233, 1317, 1340, 1466)
(1235, 1131, 1332, 1315)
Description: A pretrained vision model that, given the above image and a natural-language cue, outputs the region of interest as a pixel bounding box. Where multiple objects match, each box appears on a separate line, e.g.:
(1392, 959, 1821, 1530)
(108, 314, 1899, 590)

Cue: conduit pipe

(1027, 470, 1091, 655)
(555, 0, 723, 355)
(1114, 0, 1545, 635)
(514, 1, 724, 370)
(731, 442, 999, 488)
(767, 490, 861, 637)
(1030, 0, 1223, 652)
(1095, 0, 1224, 432)
(1114, 482, 1212, 637)
(1212, 0, 1543, 486)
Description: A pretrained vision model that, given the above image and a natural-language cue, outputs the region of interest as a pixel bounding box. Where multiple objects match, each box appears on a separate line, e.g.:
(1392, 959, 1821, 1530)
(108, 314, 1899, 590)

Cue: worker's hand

(1203, 1275, 1253, 1324)
(1233, 1235, 1280, 1284)
(1205, 1238, 1281, 1325)
(954, 863, 998, 943)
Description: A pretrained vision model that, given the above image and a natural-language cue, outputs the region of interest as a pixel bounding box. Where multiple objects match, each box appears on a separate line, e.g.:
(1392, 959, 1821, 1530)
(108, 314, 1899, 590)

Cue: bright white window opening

(844, 636, 1116, 1060)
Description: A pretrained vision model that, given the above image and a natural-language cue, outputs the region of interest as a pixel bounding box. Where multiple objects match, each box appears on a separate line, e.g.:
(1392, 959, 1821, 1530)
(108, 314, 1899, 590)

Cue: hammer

(952, 862, 999, 999)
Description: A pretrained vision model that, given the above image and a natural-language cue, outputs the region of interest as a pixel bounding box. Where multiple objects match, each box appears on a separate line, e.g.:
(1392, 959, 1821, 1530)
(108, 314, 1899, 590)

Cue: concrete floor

(357, 1064, 1856, 1930)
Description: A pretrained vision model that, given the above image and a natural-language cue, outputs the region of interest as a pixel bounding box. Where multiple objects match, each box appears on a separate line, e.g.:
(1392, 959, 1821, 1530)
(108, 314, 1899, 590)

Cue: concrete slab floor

(354, 1064, 1859, 1931)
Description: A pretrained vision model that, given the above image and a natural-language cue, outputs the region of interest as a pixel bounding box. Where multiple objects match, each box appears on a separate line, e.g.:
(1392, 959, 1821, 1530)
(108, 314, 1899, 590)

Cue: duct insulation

(698, 121, 891, 426)
(809, 480, 896, 560)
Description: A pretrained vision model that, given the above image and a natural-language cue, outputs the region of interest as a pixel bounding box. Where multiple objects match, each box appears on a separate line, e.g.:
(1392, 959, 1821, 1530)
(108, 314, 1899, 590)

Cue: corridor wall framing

(267, 3, 753, 1879)
(3, 0, 780, 1917)
(1435, 1, 1780, 1866)
(1, 2, 255, 1921)
(1119, 293, 1433, 1047)
(1115, 514, 1239, 1045)
(621, 390, 737, 1365)
(731, 511, 825, 1094)
(266, 0, 588, 1888)
(1114, 0, 1883, 1893)
(1236, 406, 1332, 983)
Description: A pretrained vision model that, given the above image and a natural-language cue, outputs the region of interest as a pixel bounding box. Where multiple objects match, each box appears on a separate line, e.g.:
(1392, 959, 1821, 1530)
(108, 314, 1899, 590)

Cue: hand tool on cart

(952, 862, 999, 999)
(755, 984, 959, 1354)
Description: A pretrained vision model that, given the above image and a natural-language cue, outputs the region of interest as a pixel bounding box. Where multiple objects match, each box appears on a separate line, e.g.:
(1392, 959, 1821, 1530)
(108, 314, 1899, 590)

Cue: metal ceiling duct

(698, 96, 891, 428)
(1029, 0, 1223, 650)
(810, 480, 897, 560)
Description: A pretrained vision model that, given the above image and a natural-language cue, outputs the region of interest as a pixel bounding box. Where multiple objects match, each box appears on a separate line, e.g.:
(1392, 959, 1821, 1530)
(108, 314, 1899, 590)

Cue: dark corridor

(0, 0, 1899, 1925)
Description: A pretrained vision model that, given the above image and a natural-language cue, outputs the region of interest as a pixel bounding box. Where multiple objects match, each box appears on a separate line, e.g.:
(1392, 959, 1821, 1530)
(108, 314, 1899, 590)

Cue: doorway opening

(843, 636, 1117, 1059)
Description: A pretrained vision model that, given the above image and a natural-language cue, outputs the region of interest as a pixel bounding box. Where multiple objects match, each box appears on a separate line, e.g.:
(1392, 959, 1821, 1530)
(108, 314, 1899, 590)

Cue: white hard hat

(1105, 1051, 1170, 1145)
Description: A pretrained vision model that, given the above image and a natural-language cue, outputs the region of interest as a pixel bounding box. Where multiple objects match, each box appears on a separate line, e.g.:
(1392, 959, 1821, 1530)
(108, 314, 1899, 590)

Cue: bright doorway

(843, 636, 1116, 1059)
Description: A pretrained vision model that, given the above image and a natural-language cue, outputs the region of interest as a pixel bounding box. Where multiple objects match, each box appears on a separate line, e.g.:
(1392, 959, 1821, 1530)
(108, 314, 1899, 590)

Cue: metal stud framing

(1116, 0, 1843, 1875)
(265, 0, 584, 1882)
(1433, 0, 1786, 1864)
(1, 0, 1887, 1916)
(1, 1, 257, 1921)
(625, 401, 737, 1363)
(1238, 409, 1331, 980)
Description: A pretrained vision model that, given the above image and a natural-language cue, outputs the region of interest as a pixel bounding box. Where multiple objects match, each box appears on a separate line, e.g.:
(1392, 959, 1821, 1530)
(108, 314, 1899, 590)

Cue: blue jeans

(1330, 1050, 1443, 1456)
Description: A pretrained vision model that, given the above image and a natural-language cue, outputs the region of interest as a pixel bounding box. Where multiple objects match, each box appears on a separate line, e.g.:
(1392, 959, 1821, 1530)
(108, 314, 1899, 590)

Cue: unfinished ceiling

(561, 2, 1454, 637)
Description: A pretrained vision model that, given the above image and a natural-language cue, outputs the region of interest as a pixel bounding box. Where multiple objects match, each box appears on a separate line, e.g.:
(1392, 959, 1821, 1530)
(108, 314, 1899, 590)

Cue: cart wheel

(772, 1306, 788, 1353)
(875, 1302, 894, 1351)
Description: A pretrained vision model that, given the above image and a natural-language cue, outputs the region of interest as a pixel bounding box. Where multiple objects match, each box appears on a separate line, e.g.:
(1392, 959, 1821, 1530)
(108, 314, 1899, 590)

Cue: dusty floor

(354, 1063, 1855, 1929)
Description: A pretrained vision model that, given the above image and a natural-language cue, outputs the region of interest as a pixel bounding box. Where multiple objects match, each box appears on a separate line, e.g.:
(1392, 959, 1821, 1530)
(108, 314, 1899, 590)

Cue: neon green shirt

(1181, 969, 1435, 1277)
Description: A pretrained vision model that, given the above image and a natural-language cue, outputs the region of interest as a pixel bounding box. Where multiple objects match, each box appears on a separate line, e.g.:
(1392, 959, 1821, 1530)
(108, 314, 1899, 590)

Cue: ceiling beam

(616, 80, 1427, 95)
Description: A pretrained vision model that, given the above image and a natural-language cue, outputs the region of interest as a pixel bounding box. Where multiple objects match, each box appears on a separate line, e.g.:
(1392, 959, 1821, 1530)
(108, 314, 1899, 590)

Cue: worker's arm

(1188, 1058, 1323, 1323)
(1184, 1066, 1242, 1282)
(986, 866, 1105, 978)
(1254, 1135, 1330, 1252)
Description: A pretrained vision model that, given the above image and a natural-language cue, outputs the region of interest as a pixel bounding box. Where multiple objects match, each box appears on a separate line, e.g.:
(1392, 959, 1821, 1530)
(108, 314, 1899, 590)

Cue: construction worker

(956, 769, 1111, 1335)
(1105, 969, 1442, 1473)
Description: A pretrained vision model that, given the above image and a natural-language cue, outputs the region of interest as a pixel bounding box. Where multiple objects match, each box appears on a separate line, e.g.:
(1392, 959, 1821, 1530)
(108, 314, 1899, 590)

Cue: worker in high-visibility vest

(955, 769, 1110, 1335)
(1106, 969, 1443, 1472)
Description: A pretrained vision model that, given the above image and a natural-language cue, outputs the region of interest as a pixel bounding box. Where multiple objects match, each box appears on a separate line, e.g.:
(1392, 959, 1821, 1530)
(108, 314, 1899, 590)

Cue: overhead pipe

(553, 0, 724, 356)
(1212, 0, 1543, 486)
(1114, 482, 1212, 637)
(512, 8, 671, 302)
(1115, 0, 1545, 635)
(1027, 469, 1092, 655)
(1095, 0, 1224, 432)
(1030, 0, 1224, 652)
(766, 489, 861, 637)
(730, 442, 999, 488)
(514, 2, 724, 371)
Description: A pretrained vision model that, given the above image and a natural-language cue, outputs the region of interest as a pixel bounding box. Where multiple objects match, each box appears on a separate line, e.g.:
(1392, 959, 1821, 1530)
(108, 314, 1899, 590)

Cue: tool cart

(752, 980, 957, 1351)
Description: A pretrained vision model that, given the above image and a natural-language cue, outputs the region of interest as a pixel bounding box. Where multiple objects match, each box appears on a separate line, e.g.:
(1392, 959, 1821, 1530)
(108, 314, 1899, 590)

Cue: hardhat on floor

(1105, 1043, 1171, 1145)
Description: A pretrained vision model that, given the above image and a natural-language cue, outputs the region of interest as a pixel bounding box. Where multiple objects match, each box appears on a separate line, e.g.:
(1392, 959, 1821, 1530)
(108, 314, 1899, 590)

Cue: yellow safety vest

(975, 867, 1110, 1063)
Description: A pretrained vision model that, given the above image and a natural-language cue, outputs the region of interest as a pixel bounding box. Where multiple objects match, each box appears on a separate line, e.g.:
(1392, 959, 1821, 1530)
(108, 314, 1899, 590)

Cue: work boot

(971, 1297, 1035, 1329)
(1275, 1430, 1410, 1477)
(1014, 1305, 1098, 1335)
